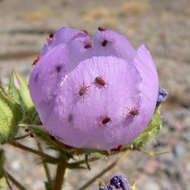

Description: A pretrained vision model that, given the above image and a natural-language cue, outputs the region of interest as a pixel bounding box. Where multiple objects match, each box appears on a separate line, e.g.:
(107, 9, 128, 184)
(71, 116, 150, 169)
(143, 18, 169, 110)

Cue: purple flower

(99, 185, 116, 190)
(99, 175, 131, 190)
(156, 88, 168, 108)
(99, 186, 108, 190)
(29, 27, 159, 150)
(110, 175, 131, 190)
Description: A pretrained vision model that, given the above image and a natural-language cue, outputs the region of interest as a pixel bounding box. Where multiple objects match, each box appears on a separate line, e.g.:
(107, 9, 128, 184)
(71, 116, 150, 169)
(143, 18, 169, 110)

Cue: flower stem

(78, 150, 131, 190)
(14, 134, 30, 141)
(53, 160, 67, 190)
(5, 174, 13, 190)
(36, 140, 52, 188)
(68, 157, 99, 167)
(5, 171, 27, 190)
(10, 142, 57, 161)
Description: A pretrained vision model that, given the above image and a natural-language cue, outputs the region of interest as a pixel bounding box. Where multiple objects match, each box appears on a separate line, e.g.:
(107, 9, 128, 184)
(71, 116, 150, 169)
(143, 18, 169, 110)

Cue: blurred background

(0, 0, 190, 189)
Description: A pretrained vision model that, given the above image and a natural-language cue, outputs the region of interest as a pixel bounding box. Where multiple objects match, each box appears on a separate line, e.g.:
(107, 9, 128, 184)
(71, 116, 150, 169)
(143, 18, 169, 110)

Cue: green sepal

(0, 177, 8, 189)
(127, 106, 162, 149)
(67, 163, 87, 169)
(19, 124, 72, 154)
(0, 89, 23, 144)
(8, 71, 33, 110)
(8, 71, 38, 123)
(91, 152, 106, 159)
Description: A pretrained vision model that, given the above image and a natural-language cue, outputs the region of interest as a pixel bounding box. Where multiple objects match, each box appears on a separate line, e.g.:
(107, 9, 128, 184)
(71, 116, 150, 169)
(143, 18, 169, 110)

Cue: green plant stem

(10, 142, 57, 161)
(68, 157, 99, 167)
(5, 174, 13, 190)
(53, 161, 67, 190)
(14, 134, 30, 140)
(36, 140, 52, 188)
(18, 123, 69, 152)
(78, 150, 131, 190)
(5, 171, 27, 190)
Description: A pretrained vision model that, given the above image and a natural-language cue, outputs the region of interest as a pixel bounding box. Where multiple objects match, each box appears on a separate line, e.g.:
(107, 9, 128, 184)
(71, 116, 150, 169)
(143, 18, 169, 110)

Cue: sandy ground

(0, 0, 190, 189)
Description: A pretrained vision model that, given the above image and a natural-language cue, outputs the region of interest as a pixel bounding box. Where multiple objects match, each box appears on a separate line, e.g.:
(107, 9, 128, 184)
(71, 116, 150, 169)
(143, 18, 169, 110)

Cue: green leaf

(127, 107, 162, 148)
(0, 80, 6, 94)
(19, 124, 72, 154)
(8, 71, 33, 110)
(8, 71, 39, 124)
(67, 163, 87, 169)
(0, 89, 23, 144)
(139, 149, 169, 156)
(0, 177, 8, 189)
(91, 152, 106, 159)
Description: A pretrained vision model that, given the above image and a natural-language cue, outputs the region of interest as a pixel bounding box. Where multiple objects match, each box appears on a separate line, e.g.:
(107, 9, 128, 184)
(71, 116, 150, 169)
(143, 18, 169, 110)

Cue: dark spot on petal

(84, 44, 92, 49)
(102, 117, 111, 125)
(68, 114, 73, 122)
(102, 39, 108, 47)
(56, 65, 62, 73)
(34, 73, 39, 82)
(98, 26, 107, 31)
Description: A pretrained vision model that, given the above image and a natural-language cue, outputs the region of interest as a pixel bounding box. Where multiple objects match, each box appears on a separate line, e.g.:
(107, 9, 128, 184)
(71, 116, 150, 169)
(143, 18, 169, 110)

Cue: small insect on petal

(98, 26, 107, 31)
(102, 39, 108, 47)
(49, 32, 54, 39)
(95, 76, 106, 86)
(129, 109, 139, 116)
(111, 144, 123, 152)
(101, 117, 111, 125)
(82, 29, 89, 35)
(84, 44, 92, 49)
(79, 82, 90, 96)
(32, 55, 40, 65)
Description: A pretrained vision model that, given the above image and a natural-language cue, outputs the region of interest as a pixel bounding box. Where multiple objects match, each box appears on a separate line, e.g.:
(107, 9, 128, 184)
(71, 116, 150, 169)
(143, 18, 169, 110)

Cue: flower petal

(40, 27, 87, 56)
(66, 33, 93, 71)
(133, 44, 159, 135)
(44, 56, 142, 150)
(29, 44, 69, 107)
(93, 29, 136, 62)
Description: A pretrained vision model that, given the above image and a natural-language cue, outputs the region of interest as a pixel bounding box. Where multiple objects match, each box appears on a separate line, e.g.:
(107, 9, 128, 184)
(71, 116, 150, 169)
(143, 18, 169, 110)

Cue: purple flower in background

(110, 175, 131, 190)
(99, 186, 116, 190)
(156, 88, 168, 108)
(99, 175, 131, 190)
(29, 26, 159, 150)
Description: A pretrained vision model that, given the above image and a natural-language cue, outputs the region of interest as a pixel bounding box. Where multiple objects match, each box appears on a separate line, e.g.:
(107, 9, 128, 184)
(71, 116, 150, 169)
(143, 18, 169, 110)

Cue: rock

(172, 144, 185, 160)
(142, 179, 160, 190)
